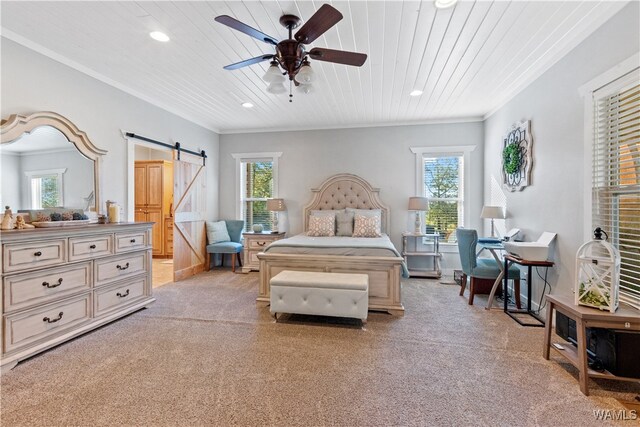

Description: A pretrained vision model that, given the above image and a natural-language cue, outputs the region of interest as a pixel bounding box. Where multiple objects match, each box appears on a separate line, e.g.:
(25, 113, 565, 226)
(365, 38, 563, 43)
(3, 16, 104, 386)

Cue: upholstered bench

(270, 270, 369, 322)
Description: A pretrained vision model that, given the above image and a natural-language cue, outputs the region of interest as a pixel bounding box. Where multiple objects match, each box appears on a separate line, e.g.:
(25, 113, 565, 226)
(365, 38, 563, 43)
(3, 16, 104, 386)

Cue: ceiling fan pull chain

(289, 80, 293, 103)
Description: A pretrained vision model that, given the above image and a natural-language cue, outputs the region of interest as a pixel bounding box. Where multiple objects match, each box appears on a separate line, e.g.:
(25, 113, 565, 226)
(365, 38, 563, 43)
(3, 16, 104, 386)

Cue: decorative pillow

(346, 208, 381, 219)
(352, 214, 382, 238)
(206, 221, 230, 244)
(307, 215, 335, 237)
(335, 210, 355, 237)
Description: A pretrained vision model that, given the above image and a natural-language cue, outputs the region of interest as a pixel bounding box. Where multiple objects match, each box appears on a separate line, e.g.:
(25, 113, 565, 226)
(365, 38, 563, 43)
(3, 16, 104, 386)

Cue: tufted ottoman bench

(270, 270, 369, 322)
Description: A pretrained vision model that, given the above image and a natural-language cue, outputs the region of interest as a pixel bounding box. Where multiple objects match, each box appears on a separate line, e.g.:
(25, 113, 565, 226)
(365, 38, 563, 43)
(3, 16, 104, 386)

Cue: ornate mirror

(0, 111, 107, 213)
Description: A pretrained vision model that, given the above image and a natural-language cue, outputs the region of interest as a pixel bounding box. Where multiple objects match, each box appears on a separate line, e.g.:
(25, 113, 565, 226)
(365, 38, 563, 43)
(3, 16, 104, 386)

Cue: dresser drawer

(3, 239, 66, 274)
(114, 232, 147, 253)
(94, 251, 148, 286)
(249, 251, 261, 265)
(248, 239, 273, 249)
(94, 276, 147, 317)
(69, 234, 113, 261)
(4, 293, 91, 354)
(3, 262, 92, 313)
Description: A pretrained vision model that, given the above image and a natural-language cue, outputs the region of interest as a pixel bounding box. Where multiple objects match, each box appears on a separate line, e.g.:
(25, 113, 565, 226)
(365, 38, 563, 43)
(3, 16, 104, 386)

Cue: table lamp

(266, 198, 286, 233)
(408, 197, 429, 234)
(481, 205, 506, 237)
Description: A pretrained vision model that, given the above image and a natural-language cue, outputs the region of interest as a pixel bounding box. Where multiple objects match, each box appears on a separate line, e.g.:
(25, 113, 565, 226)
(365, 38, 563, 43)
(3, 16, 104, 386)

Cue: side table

(402, 232, 441, 278)
(504, 254, 554, 327)
(543, 293, 640, 395)
(242, 232, 285, 273)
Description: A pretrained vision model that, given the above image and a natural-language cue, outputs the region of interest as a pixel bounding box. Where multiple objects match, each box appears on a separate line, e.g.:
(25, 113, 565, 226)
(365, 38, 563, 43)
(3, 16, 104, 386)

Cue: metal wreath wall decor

(501, 120, 533, 192)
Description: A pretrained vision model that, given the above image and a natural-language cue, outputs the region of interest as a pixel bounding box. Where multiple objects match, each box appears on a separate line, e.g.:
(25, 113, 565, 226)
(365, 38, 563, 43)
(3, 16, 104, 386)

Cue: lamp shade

(263, 62, 285, 83)
(266, 81, 287, 94)
(408, 197, 429, 211)
(480, 206, 506, 219)
(295, 62, 315, 84)
(266, 198, 286, 211)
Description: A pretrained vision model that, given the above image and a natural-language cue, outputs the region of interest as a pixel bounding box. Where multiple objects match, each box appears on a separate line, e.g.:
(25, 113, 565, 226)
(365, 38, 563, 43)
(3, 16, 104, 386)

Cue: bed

(257, 173, 406, 315)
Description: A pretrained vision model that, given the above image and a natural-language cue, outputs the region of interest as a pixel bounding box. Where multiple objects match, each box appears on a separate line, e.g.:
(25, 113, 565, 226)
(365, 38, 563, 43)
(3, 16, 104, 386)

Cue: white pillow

(206, 220, 230, 244)
(307, 215, 336, 237)
(352, 214, 381, 238)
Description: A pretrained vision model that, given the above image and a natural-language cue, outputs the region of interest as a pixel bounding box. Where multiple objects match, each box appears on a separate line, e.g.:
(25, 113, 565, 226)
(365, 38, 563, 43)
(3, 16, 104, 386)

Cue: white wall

(484, 2, 640, 300)
(134, 146, 173, 161)
(0, 152, 21, 209)
(219, 122, 484, 273)
(1, 38, 220, 220)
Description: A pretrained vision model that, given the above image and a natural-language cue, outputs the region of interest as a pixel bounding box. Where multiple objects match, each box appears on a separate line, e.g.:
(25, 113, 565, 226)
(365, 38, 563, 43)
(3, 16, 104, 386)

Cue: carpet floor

(1, 270, 638, 426)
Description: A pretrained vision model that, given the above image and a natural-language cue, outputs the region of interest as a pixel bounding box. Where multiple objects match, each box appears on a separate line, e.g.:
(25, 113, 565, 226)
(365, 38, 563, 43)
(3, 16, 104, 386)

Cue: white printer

(503, 232, 557, 261)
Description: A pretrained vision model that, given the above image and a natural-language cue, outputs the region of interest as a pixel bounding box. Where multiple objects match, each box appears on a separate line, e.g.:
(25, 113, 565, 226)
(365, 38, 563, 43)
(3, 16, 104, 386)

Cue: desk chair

(456, 228, 521, 307)
(206, 220, 244, 272)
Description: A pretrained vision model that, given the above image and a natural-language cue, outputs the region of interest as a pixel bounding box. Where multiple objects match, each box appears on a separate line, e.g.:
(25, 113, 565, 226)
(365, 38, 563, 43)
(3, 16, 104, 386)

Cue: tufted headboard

(303, 173, 390, 234)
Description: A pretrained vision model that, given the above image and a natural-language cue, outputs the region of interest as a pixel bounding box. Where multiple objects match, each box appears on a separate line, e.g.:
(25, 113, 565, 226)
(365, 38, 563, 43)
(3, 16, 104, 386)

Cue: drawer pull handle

(34, 251, 42, 257)
(42, 278, 63, 289)
(116, 289, 130, 298)
(116, 262, 130, 271)
(89, 244, 97, 249)
(257, 242, 266, 246)
(130, 239, 136, 243)
(43, 312, 64, 323)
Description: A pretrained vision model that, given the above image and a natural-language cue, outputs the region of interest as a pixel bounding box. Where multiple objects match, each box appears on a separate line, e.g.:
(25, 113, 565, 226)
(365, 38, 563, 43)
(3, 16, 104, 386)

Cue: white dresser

(0, 222, 155, 371)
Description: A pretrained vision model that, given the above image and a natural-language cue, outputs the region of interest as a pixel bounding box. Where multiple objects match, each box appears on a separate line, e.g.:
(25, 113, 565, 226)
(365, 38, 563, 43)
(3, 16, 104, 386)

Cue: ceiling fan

(215, 4, 368, 102)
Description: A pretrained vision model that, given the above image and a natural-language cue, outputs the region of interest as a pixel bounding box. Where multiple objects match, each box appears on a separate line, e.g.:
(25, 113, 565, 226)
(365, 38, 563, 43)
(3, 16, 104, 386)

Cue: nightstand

(402, 232, 442, 278)
(242, 232, 286, 273)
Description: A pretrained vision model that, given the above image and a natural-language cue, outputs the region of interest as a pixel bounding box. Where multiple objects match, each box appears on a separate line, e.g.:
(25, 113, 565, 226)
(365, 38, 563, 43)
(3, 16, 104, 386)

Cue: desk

(504, 254, 553, 327)
(477, 241, 507, 310)
(543, 293, 640, 395)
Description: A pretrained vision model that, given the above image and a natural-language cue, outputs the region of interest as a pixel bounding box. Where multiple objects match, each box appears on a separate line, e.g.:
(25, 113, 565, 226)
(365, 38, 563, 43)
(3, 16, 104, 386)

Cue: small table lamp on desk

(504, 254, 554, 327)
(481, 206, 506, 238)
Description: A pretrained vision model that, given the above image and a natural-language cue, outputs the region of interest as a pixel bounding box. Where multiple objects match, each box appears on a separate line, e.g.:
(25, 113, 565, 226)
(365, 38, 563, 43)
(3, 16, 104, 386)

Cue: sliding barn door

(173, 153, 207, 281)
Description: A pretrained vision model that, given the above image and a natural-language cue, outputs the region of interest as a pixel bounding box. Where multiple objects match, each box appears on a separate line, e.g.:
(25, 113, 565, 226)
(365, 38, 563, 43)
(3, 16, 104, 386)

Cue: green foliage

(245, 162, 273, 230)
(424, 158, 459, 240)
(40, 177, 60, 208)
(502, 144, 522, 175)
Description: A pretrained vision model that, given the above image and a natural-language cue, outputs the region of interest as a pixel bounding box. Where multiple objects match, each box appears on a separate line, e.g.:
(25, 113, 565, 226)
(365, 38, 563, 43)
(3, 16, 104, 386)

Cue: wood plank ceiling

(0, 1, 628, 133)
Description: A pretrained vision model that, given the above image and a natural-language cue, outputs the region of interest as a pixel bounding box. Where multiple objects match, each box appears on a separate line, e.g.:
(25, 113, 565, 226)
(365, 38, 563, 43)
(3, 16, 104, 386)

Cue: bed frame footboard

(257, 252, 404, 315)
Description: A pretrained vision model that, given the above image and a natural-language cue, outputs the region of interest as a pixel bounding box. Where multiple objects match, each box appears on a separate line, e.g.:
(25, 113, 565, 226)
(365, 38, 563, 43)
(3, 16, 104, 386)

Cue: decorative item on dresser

(134, 160, 173, 257)
(242, 231, 286, 273)
(0, 222, 155, 372)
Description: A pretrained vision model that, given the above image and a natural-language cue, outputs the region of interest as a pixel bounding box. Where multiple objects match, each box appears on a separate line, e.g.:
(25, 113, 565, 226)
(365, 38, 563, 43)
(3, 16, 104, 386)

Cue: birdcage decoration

(575, 228, 621, 313)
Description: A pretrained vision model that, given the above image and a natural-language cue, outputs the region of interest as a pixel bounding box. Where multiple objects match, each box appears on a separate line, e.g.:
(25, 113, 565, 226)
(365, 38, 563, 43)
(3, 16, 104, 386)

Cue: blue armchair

(456, 228, 521, 307)
(206, 220, 244, 273)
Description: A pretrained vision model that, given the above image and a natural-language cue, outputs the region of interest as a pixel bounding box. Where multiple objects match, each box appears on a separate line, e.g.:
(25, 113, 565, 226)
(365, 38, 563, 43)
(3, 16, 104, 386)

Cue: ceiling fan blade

(308, 48, 367, 67)
(223, 54, 275, 70)
(294, 4, 343, 44)
(215, 15, 278, 45)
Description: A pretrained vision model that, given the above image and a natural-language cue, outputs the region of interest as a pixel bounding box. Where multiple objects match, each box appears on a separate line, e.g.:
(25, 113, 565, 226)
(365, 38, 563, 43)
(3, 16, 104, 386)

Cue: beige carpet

(1, 270, 638, 426)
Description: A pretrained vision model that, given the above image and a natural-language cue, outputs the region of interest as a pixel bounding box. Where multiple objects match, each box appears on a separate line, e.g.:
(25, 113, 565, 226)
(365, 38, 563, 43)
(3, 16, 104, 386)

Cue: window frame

(411, 145, 476, 246)
(24, 168, 66, 209)
(580, 53, 639, 310)
(232, 152, 282, 229)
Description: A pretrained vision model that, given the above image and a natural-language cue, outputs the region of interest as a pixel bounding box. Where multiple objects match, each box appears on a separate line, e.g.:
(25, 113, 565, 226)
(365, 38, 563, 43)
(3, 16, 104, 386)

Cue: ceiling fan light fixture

(266, 81, 287, 94)
(410, 90, 423, 97)
(149, 31, 170, 42)
(241, 102, 254, 108)
(263, 61, 285, 83)
(295, 61, 315, 84)
(296, 83, 314, 95)
(434, 0, 458, 9)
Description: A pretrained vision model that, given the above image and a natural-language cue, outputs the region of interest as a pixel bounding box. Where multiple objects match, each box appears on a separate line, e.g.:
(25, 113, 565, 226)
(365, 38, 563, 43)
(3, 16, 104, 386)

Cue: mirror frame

(1, 111, 107, 213)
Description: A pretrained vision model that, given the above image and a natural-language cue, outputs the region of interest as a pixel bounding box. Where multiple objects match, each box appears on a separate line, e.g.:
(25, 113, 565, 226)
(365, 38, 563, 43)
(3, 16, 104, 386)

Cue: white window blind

(592, 71, 640, 309)
(240, 159, 274, 231)
(423, 154, 464, 241)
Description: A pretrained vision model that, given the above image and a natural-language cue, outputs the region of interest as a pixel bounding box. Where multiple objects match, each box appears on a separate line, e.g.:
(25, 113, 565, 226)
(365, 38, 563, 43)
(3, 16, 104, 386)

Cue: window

(232, 152, 281, 232)
(591, 71, 639, 309)
(411, 146, 475, 243)
(25, 168, 65, 209)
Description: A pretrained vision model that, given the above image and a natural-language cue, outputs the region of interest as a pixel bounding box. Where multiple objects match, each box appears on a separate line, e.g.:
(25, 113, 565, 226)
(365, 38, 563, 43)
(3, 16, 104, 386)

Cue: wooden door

(146, 163, 163, 209)
(147, 209, 164, 256)
(173, 154, 206, 281)
(134, 164, 147, 207)
(134, 210, 146, 223)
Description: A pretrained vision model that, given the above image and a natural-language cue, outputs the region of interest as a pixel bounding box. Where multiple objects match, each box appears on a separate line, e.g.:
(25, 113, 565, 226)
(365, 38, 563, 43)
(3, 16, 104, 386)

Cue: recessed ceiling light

(241, 102, 254, 108)
(410, 90, 423, 97)
(149, 31, 170, 42)
(434, 0, 458, 9)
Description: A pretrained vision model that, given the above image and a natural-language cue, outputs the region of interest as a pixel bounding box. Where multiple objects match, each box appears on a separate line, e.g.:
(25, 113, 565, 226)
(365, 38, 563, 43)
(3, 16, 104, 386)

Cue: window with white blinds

(423, 154, 464, 242)
(592, 71, 640, 309)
